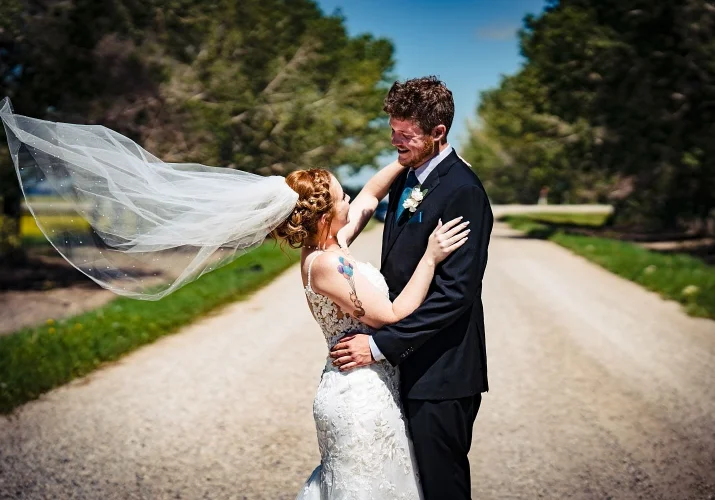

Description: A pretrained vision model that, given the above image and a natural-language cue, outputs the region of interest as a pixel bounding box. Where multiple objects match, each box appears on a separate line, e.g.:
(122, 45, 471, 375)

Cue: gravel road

(1, 222, 714, 499)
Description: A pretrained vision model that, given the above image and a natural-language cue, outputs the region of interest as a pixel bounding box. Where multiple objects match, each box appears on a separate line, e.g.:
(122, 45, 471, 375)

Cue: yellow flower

(644, 265, 657, 275)
(46, 319, 55, 326)
(74, 323, 83, 331)
(48, 327, 56, 334)
(682, 285, 699, 297)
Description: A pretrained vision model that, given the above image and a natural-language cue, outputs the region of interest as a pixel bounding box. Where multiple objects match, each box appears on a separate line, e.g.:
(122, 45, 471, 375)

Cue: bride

(0, 98, 468, 499)
(271, 166, 468, 499)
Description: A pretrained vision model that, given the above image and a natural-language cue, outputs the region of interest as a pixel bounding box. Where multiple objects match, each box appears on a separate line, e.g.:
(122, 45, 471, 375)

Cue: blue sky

(316, 0, 547, 184)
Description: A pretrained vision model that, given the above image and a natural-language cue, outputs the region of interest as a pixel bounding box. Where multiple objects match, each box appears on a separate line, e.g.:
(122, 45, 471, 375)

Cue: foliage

(464, 0, 715, 231)
(0, 0, 395, 258)
(19, 214, 91, 238)
(162, 0, 395, 174)
(0, 240, 300, 414)
(464, 67, 613, 205)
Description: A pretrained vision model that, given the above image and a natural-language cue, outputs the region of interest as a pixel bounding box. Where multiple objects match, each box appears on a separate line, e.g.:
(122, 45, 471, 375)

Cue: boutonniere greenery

(402, 186, 428, 213)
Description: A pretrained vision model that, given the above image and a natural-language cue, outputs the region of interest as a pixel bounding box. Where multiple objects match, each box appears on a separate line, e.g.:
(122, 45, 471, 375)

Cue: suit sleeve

(371, 184, 493, 366)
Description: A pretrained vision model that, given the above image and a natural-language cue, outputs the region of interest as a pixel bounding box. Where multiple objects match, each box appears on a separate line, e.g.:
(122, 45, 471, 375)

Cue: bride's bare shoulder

(310, 251, 342, 274)
(310, 252, 358, 289)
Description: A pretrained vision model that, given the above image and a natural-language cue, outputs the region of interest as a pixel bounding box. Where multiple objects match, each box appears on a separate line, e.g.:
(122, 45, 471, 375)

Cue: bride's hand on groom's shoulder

(330, 333, 374, 371)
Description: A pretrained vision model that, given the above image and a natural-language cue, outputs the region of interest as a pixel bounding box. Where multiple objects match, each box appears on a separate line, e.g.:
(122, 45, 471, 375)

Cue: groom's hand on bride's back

(330, 333, 374, 371)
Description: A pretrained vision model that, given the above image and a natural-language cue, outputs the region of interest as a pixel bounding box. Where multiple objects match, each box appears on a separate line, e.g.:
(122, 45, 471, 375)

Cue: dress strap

(306, 250, 323, 290)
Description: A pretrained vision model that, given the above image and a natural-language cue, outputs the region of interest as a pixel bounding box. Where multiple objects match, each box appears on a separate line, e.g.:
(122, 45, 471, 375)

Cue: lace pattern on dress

(304, 251, 385, 350)
(296, 250, 422, 500)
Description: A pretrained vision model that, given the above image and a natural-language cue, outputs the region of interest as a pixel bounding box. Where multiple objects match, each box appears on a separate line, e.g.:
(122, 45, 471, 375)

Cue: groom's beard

(402, 139, 436, 168)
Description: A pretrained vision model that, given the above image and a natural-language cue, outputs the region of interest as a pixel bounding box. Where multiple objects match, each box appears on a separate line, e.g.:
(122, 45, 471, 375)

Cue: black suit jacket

(372, 150, 493, 400)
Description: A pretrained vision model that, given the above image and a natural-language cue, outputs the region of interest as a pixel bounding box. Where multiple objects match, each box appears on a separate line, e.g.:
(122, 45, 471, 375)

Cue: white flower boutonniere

(403, 186, 428, 213)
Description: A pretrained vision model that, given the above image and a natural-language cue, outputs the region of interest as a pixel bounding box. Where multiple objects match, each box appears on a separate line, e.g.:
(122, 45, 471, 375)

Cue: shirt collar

(412, 144, 453, 185)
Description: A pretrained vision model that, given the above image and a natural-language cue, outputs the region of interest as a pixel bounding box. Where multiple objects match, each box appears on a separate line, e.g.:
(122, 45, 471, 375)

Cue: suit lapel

(381, 151, 459, 267)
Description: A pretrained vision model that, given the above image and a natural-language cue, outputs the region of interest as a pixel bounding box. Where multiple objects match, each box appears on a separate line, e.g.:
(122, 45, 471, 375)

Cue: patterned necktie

(395, 170, 419, 222)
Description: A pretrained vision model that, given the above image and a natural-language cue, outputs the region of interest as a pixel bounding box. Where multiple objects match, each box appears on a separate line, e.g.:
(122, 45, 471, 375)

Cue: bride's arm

(312, 218, 469, 329)
(336, 159, 406, 247)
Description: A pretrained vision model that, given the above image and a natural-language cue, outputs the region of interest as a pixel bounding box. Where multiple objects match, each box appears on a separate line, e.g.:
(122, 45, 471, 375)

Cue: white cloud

(476, 24, 518, 41)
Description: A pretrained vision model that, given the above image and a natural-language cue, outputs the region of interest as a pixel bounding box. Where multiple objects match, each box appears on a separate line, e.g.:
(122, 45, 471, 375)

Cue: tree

(464, 68, 612, 205)
(520, 0, 715, 230)
(173, 1, 394, 174)
(0, 0, 396, 261)
(466, 0, 715, 231)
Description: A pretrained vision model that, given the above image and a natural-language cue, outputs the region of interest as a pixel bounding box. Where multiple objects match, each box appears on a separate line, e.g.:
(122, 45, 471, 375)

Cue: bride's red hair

(272, 169, 335, 248)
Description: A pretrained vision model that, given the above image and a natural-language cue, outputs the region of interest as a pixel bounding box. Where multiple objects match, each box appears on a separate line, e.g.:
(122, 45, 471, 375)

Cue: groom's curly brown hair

(383, 76, 454, 138)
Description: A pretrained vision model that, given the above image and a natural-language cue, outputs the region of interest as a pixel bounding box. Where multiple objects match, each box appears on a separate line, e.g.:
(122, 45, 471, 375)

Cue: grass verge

(502, 214, 715, 320)
(0, 241, 299, 414)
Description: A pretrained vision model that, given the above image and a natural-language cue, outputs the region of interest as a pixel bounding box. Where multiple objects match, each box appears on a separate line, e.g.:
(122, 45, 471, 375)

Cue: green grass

(20, 213, 91, 238)
(0, 241, 300, 414)
(502, 214, 715, 320)
(0, 213, 91, 247)
(503, 216, 553, 237)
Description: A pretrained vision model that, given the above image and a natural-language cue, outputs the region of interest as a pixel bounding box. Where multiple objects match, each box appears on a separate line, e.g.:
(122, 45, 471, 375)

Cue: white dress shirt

(368, 144, 454, 362)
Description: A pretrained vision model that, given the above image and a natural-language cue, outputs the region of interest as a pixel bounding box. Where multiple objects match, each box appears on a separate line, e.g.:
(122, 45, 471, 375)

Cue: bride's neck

(304, 241, 341, 252)
(303, 232, 343, 252)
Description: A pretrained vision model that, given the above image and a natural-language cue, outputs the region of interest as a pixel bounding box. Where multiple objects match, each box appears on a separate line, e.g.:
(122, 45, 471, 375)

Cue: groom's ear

(431, 124, 447, 143)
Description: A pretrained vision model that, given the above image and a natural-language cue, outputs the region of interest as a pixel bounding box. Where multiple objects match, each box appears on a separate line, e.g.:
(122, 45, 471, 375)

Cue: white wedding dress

(296, 251, 423, 500)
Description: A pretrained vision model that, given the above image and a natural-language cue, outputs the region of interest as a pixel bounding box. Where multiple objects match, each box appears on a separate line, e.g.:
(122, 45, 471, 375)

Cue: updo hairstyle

(272, 169, 335, 248)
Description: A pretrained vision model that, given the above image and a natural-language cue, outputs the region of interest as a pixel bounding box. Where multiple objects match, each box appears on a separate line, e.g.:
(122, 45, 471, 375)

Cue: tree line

(0, 0, 395, 260)
(463, 0, 715, 232)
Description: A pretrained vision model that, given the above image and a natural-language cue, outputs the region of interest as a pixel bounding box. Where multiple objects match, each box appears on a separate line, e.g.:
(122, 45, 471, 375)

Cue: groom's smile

(390, 117, 437, 169)
(395, 143, 412, 160)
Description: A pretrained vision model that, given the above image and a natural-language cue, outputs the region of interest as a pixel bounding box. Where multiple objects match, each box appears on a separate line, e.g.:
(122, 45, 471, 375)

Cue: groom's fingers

(339, 361, 359, 371)
(332, 355, 354, 366)
(332, 336, 356, 351)
(329, 349, 351, 359)
(331, 342, 352, 353)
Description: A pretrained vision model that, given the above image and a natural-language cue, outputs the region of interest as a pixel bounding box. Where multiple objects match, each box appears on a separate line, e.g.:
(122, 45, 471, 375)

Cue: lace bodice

(304, 251, 389, 350)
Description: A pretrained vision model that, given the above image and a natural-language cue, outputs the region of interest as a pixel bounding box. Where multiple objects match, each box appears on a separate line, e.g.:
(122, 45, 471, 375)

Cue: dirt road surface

(1, 222, 714, 499)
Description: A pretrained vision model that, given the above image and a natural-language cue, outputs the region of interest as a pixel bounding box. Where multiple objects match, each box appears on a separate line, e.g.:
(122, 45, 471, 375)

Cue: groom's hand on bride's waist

(330, 333, 375, 371)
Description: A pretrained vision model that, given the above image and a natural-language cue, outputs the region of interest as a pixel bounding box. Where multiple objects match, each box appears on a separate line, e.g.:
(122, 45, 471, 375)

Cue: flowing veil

(0, 98, 298, 300)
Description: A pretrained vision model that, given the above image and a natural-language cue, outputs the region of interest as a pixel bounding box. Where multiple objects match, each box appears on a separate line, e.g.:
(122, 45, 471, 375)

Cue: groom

(330, 76, 493, 499)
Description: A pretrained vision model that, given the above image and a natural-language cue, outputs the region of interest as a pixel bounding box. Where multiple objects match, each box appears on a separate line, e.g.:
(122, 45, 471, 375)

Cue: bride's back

(301, 249, 376, 350)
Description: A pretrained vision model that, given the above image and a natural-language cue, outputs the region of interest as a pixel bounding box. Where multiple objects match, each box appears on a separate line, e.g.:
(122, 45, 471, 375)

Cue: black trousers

(404, 394, 482, 500)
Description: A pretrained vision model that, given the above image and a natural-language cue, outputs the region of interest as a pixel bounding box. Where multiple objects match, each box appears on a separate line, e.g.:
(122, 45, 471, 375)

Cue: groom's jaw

(397, 149, 412, 165)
